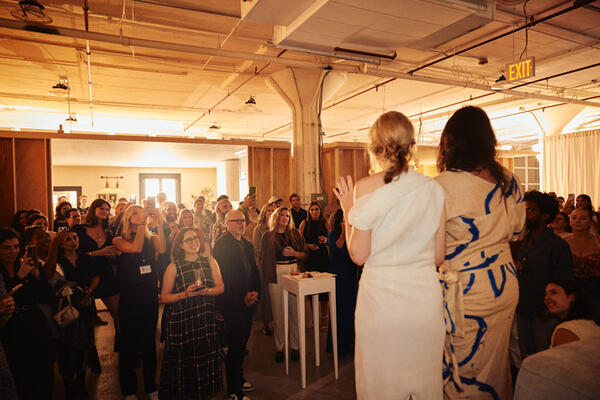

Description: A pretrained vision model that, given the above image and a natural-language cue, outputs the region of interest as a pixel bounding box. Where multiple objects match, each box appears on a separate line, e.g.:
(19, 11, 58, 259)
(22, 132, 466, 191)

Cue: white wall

(53, 165, 217, 207)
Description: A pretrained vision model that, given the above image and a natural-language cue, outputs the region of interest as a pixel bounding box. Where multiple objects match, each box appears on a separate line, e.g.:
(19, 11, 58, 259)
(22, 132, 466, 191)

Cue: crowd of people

(0, 185, 358, 399)
(1, 106, 599, 400)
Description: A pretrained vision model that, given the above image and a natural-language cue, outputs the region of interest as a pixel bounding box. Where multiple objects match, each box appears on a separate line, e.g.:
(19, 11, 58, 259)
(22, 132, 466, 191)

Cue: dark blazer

(213, 232, 261, 313)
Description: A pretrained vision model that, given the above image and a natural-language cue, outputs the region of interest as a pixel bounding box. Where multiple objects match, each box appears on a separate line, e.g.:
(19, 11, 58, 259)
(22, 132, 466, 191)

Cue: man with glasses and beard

(213, 210, 261, 400)
(514, 191, 574, 359)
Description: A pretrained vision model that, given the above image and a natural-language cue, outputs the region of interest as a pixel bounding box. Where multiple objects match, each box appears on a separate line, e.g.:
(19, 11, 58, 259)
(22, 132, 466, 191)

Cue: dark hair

(23, 225, 45, 245)
(437, 106, 510, 194)
(85, 198, 111, 229)
(304, 201, 327, 240)
(66, 208, 79, 219)
(555, 211, 572, 233)
(11, 210, 28, 233)
(524, 190, 559, 224)
(289, 193, 300, 201)
(0, 228, 20, 276)
(557, 196, 565, 202)
(26, 213, 47, 226)
(576, 194, 592, 210)
(24, 209, 41, 221)
(547, 278, 594, 321)
(216, 194, 229, 202)
(0, 227, 19, 245)
(332, 209, 344, 239)
(55, 200, 73, 220)
(171, 227, 205, 263)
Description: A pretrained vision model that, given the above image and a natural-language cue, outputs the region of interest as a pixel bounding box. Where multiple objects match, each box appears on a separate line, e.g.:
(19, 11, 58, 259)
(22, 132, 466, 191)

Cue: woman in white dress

(334, 111, 446, 400)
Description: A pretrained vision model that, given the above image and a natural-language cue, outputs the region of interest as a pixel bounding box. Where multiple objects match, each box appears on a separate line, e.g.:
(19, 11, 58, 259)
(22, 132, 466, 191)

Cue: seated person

(544, 278, 600, 347)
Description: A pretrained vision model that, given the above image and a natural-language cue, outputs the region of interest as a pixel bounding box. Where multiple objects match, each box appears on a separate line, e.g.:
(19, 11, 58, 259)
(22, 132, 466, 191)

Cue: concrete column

(532, 104, 584, 136)
(224, 158, 240, 201)
(267, 68, 327, 204)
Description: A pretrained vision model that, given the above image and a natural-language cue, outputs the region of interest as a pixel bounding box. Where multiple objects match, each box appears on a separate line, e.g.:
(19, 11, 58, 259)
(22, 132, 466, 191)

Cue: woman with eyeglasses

(112, 205, 166, 400)
(46, 229, 99, 399)
(159, 227, 224, 399)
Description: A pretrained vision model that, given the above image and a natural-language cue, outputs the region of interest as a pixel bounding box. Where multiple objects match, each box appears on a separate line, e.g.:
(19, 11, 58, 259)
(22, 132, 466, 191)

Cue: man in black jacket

(213, 210, 261, 400)
(514, 191, 573, 357)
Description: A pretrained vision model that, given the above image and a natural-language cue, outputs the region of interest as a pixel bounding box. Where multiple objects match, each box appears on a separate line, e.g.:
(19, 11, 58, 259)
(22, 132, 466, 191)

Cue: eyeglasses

(227, 219, 246, 224)
(182, 236, 201, 244)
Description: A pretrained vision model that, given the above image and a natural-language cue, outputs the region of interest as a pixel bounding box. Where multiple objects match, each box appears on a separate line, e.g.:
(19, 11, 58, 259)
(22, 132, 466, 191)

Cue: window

(513, 156, 540, 192)
(139, 173, 181, 204)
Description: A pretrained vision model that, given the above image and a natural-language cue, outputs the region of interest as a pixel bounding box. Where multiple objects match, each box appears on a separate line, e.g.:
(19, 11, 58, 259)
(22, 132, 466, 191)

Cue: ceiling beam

(1, 18, 599, 110)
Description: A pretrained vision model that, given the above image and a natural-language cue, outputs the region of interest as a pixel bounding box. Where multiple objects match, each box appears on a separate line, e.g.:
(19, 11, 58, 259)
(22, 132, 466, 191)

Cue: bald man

(213, 210, 261, 400)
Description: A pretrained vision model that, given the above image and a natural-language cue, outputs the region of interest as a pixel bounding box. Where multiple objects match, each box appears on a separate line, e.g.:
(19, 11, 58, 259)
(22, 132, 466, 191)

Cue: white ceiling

(0, 0, 599, 151)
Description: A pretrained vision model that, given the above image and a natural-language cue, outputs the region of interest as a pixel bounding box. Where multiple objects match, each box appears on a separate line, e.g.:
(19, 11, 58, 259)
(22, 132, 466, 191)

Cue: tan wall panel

(248, 147, 273, 207)
(0, 138, 16, 226)
(272, 148, 291, 200)
(322, 149, 336, 206)
(15, 138, 50, 217)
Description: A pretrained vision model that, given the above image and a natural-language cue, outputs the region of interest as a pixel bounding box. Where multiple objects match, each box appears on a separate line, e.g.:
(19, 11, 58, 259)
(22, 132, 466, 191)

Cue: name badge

(139, 265, 152, 275)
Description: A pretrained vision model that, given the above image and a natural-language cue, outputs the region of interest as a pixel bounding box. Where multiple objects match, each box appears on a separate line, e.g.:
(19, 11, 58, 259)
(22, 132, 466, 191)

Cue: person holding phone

(0, 229, 18, 399)
(159, 227, 224, 399)
(113, 205, 166, 400)
(0, 227, 56, 399)
(72, 199, 120, 339)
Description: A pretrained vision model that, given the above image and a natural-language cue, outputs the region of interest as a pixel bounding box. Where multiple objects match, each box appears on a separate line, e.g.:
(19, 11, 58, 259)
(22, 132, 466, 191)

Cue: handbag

(54, 287, 80, 327)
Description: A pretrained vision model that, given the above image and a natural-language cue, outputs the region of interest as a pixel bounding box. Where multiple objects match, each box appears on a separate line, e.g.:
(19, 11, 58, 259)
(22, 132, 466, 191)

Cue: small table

(281, 272, 338, 388)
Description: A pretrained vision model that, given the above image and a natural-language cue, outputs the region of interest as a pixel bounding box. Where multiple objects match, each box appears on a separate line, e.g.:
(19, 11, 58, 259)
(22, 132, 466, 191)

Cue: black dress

(303, 219, 330, 272)
(56, 254, 97, 382)
(0, 266, 56, 400)
(72, 224, 119, 298)
(326, 231, 359, 355)
(116, 237, 159, 396)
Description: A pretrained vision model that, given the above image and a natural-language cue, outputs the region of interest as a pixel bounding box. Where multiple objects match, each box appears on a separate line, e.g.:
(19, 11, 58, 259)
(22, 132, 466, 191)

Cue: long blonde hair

(268, 207, 294, 232)
(119, 205, 151, 241)
(368, 111, 415, 183)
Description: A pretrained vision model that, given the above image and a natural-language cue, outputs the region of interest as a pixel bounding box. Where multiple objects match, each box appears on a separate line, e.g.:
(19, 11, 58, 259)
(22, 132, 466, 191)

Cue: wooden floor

(52, 304, 357, 399)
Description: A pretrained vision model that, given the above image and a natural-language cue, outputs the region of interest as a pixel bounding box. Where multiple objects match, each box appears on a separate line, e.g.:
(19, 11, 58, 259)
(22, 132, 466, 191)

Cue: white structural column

(267, 68, 327, 203)
(532, 104, 584, 192)
(224, 158, 241, 201)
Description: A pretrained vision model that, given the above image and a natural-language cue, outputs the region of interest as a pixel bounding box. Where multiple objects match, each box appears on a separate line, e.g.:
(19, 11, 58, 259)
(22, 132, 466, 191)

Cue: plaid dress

(159, 257, 222, 399)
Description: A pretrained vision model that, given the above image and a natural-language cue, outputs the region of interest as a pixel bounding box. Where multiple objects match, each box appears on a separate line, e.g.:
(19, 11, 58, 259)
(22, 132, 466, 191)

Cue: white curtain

(543, 129, 600, 206)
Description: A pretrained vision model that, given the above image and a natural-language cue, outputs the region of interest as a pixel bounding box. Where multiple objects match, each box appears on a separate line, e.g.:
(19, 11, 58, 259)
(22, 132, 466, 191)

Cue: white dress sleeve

(348, 192, 376, 231)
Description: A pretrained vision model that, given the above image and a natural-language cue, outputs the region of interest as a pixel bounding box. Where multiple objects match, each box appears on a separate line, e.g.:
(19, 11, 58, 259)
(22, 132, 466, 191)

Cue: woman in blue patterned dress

(159, 227, 225, 399)
(435, 106, 525, 399)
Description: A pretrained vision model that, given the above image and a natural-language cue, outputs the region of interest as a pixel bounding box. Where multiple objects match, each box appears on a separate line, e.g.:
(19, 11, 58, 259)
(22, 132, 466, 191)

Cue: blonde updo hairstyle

(368, 111, 415, 184)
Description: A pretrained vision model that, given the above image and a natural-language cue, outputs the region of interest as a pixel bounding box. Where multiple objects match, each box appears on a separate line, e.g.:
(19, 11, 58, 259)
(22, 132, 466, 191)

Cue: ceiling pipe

(1, 17, 599, 116)
(85, 40, 94, 127)
(408, 0, 596, 74)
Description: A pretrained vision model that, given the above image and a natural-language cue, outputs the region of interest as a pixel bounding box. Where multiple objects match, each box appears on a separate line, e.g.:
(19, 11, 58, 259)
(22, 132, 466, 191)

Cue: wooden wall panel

(272, 148, 291, 200)
(322, 144, 370, 205)
(15, 139, 51, 217)
(248, 145, 291, 207)
(322, 149, 336, 205)
(0, 138, 16, 226)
